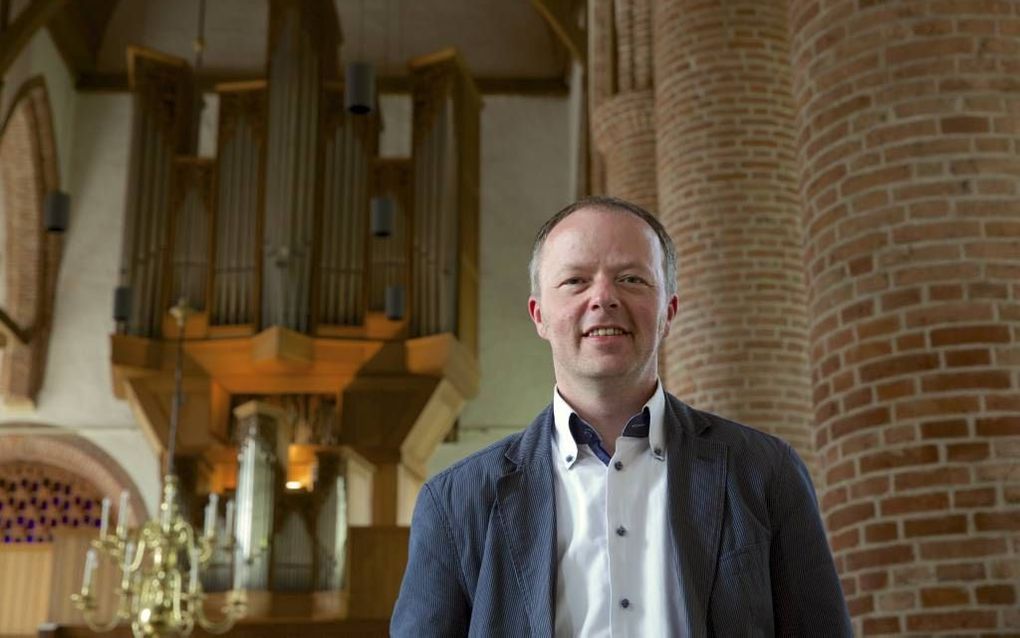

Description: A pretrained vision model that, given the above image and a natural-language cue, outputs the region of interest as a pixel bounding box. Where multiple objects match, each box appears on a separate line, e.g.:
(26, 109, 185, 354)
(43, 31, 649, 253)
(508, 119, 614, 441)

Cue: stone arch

(0, 76, 61, 407)
(0, 428, 147, 524)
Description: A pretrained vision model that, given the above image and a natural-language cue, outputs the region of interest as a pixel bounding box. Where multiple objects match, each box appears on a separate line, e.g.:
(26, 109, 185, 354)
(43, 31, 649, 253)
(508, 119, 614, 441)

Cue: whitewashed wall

(0, 32, 162, 516)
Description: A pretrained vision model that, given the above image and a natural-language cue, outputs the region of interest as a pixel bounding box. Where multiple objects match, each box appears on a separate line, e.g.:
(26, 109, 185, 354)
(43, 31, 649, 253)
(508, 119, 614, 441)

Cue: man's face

(528, 208, 678, 391)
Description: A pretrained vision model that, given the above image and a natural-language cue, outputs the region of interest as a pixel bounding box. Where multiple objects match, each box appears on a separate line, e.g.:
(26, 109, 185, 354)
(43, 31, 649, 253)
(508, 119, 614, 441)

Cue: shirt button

(653, 447, 663, 457)
(565, 455, 574, 463)
(614, 460, 623, 470)
(616, 526, 627, 537)
(620, 598, 630, 609)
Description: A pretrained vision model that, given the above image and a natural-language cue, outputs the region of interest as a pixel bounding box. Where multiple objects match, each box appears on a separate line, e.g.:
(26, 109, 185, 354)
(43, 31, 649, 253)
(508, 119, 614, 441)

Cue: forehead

(541, 208, 661, 271)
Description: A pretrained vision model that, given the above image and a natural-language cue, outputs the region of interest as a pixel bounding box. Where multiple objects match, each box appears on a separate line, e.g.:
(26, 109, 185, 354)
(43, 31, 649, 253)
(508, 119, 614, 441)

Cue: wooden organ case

(108, 0, 480, 631)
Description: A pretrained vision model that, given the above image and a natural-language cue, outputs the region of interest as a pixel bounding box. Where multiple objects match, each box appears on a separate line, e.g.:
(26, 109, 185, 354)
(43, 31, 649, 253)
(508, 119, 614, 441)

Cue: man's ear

(661, 293, 679, 338)
(528, 296, 548, 339)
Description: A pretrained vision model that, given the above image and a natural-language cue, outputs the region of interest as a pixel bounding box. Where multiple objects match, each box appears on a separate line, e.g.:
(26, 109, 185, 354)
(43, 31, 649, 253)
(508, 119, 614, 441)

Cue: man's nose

(589, 278, 619, 310)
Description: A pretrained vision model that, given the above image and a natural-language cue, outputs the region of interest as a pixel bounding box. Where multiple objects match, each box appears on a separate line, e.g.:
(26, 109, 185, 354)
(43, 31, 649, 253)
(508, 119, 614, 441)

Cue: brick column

(788, 0, 1020, 634)
(653, 0, 814, 465)
(589, 0, 657, 211)
(591, 90, 656, 211)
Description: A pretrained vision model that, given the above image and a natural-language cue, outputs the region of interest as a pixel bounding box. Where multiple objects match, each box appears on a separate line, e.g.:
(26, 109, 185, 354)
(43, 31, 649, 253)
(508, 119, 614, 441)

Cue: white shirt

(551, 382, 685, 637)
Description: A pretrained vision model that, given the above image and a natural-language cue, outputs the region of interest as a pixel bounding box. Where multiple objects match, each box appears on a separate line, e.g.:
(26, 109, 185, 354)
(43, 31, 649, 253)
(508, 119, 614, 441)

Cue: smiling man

(392, 197, 852, 637)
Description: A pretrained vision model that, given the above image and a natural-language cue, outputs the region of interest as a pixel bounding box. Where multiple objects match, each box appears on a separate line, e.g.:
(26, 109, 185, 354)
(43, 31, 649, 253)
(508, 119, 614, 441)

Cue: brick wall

(653, 0, 815, 468)
(788, 0, 1020, 633)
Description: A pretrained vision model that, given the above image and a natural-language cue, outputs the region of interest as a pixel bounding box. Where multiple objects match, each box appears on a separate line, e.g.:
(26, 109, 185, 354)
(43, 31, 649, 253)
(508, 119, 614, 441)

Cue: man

(392, 197, 852, 637)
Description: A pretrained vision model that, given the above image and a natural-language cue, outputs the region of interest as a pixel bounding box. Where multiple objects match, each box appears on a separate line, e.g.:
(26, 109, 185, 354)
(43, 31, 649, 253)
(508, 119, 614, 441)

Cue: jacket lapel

(665, 397, 728, 637)
(495, 408, 556, 637)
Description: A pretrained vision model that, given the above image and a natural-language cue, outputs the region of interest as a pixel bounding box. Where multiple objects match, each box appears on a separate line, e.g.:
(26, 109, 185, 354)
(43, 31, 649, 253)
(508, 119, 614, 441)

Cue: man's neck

(557, 377, 658, 452)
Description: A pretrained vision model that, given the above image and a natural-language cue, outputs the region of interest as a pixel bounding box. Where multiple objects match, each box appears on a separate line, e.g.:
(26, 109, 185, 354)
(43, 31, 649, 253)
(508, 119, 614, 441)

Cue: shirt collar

(552, 380, 667, 468)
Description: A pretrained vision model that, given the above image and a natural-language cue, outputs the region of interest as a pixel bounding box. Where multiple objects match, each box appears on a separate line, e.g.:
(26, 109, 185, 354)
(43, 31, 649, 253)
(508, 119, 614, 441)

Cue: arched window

(0, 77, 61, 407)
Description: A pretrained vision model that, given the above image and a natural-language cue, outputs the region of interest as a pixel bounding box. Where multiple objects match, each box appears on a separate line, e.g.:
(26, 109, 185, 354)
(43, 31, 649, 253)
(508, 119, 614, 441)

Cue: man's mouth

(583, 327, 630, 337)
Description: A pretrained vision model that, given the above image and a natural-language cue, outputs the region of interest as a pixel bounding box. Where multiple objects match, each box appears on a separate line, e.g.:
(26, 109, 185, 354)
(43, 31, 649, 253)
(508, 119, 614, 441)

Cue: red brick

(943, 348, 992, 367)
(862, 616, 900, 635)
(876, 378, 915, 401)
(936, 562, 986, 581)
(920, 538, 1007, 560)
(921, 370, 1011, 392)
(859, 570, 889, 592)
(827, 501, 876, 532)
(894, 395, 981, 420)
(906, 611, 996, 632)
(863, 447, 935, 478)
(831, 406, 889, 438)
(846, 544, 915, 571)
(975, 511, 1020, 532)
(881, 492, 950, 516)
(865, 522, 899, 543)
(904, 514, 968, 537)
(940, 115, 991, 134)
(850, 475, 890, 499)
(947, 442, 989, 461)
(859, 353, 939, 382)
(920, 586, 970, 607)
(920, 418, 969, 439)
(976, 584, 1016, 605)
(954, 488, 997, 508)
(930, 324, 1011, 347)
(975, 417, 1020, 436)
(894, 467, 971, 491)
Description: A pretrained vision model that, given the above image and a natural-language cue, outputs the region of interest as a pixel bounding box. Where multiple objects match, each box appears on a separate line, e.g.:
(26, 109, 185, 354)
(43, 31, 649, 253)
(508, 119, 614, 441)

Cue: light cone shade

(44, 190, 70, 233)
(344, 62, 375, 115)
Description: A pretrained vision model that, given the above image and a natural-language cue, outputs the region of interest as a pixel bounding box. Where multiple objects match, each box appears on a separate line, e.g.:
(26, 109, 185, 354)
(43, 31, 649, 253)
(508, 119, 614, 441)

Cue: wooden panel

(47, 530, 119, 625)
(0, 544, 52, 634)
(346, 526, 410, 620)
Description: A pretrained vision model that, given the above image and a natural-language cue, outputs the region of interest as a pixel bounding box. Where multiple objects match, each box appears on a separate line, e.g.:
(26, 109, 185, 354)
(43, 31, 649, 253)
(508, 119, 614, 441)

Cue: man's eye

(562, 277, 584, 285)
(621, 275, 646, 284)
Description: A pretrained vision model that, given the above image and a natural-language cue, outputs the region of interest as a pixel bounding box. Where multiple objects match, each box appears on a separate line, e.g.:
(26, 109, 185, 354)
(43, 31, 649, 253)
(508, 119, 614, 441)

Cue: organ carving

(109, 0, 479, 628)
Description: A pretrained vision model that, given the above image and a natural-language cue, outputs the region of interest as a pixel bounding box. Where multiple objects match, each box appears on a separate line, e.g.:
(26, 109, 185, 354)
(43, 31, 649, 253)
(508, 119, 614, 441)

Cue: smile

(583, 327, 630, 337)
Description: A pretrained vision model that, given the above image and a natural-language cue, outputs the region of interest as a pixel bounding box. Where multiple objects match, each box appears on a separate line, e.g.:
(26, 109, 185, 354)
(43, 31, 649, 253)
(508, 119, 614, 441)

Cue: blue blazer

(391, 394, 852, 637)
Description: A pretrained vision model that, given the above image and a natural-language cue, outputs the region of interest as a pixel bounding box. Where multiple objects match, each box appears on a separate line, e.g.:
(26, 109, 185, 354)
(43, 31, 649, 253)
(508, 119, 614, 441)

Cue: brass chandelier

(71, 300, 247, 637)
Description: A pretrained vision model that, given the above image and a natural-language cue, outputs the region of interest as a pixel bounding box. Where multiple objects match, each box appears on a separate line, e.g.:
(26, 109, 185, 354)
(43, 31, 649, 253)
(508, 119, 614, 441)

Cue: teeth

(587, 328, 625, 336)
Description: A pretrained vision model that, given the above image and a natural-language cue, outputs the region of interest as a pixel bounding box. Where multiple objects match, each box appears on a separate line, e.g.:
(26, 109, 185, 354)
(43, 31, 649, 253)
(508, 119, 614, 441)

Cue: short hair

(528, 196, 678, 298)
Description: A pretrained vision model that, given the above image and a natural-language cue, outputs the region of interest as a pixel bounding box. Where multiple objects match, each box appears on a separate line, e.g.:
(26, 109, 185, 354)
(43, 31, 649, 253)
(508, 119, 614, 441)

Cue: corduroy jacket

(391, 393, 853, 637)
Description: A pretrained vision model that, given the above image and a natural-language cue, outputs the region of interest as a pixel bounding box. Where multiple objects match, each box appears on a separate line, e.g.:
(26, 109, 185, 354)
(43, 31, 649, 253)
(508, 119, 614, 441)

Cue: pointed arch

(0, 76, 62, 406)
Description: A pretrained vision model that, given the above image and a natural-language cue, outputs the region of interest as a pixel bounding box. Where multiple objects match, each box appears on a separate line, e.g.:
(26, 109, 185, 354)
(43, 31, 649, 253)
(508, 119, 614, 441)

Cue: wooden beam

(77, 71, 569, 96)
(45, 0, 120, 75)
(530, 0, 585, 63)
(0, 0, 65, 75)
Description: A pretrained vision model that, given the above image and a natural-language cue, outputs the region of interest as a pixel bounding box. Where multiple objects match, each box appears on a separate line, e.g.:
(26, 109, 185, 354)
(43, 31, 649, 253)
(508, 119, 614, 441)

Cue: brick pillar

(653, 0, 815, 465)
(591, 90, 656, 211)
(788, 1, 1020, 634)
(589, 0, 657, 211)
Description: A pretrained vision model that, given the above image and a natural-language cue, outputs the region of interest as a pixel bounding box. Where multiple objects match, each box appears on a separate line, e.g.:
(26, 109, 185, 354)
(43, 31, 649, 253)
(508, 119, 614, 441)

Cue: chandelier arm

(194, 590, 247, 634)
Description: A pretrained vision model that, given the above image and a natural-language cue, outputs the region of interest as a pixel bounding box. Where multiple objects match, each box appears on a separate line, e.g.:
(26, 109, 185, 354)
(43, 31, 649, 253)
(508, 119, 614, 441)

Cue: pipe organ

(211, 83, 264, 328)
(109, 0, 480, 628)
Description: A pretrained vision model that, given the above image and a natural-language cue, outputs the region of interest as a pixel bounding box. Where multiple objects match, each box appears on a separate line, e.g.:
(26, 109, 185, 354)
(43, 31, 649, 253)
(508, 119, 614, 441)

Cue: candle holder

(71, 476, 246, 637)
(74, 298, 248, 636)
